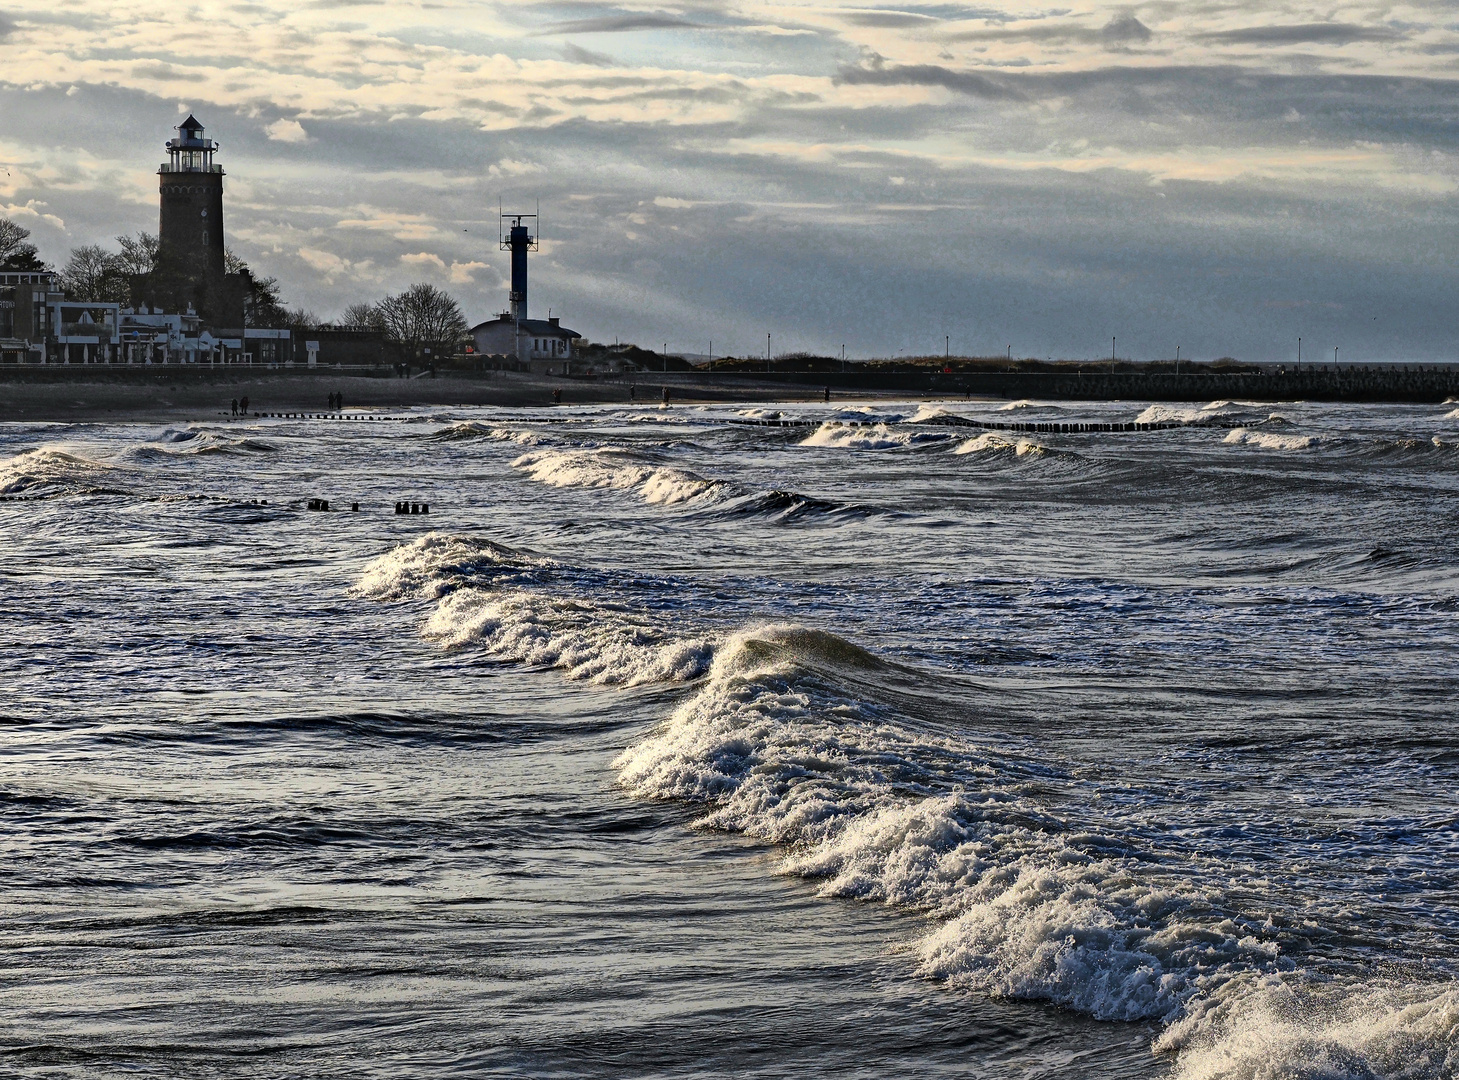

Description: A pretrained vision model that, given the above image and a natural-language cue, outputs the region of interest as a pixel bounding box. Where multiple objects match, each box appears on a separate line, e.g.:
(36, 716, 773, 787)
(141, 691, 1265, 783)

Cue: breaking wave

(356, 537, 1459, 1078)
(351, 533, 559, 601)
(513, 447, 729, 506)
(428, 421, 543, 444)
(799, 422, 953, 451)
(951, 432, 1050, 457)
(1223, 428, 1315, 451)
(512, 446, 869, 519)
(127, 428, 278, 458)
(0, 446, 121, 496)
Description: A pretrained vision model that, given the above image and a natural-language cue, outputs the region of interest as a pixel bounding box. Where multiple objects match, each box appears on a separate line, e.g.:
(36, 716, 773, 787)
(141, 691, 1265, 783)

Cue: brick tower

(136, 116, 246, 327)
(158, 116, 226, 281)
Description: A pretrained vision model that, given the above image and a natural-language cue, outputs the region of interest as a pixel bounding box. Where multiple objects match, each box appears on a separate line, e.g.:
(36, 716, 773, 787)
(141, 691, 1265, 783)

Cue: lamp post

(1175, 345, 1180, 376)
(1297, 337, 1301, 370)
(767, 333, 771, 372)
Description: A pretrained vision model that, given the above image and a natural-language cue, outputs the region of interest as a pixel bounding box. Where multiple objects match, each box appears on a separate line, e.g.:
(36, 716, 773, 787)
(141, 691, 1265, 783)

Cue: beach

(0, 370, 840, 422)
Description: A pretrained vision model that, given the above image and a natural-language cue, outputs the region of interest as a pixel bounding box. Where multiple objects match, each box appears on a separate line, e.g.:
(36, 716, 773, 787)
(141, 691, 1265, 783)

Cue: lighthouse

(157, 116, 226, 282)
(136, 115, 248, 327)
(466, 207, 578, 370)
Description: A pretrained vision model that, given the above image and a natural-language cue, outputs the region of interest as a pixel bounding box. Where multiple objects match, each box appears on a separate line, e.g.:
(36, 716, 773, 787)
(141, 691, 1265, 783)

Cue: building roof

(470, 315, 579, 338)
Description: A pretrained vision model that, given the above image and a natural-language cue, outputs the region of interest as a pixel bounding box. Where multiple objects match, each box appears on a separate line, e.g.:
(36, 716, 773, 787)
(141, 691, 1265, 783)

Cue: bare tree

(59, 245, 129, 302)
(114, 232, 158, 277)
(339, 302, 386, 332)
(0, 218, 47, 271)
(376, 283, 466, 359)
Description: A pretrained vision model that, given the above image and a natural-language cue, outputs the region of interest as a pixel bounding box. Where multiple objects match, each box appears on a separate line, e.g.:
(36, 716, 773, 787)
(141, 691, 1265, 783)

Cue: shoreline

(0, 371, 905, 423)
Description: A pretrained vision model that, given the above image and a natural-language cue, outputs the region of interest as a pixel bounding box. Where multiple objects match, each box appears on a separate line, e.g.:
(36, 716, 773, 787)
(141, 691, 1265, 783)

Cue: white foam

(952, 433, 1048, 457)
(423, 589, 713, 685)
(351, 533, 557, 601)
(1161, 980, 1459, 1080)
(799, 422, 950, 451)
(1223, 428, 1314, 451)
(1444, 408, 1459, 420)
(615, 624, 1280, 1025)
(358, 553, 1457, 1075)
(513, 448, 727, 505)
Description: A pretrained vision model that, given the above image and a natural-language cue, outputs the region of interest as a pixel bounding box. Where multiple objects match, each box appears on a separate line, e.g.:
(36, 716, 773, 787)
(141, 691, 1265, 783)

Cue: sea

(2, 396, 1457, 1079)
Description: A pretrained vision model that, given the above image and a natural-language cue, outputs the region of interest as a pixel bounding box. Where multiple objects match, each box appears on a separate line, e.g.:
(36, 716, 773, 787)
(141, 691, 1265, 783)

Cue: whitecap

(799, 422, 951, 451)
(1223, 428, 1314, 451)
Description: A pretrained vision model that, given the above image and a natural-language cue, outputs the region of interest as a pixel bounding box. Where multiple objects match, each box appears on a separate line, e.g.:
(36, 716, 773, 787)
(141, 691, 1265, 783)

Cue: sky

(0, 0, 1456, 361)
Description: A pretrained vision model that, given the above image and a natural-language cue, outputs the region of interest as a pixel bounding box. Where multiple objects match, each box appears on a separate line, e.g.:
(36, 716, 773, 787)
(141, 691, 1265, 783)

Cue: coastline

(0, 370, 872, 423)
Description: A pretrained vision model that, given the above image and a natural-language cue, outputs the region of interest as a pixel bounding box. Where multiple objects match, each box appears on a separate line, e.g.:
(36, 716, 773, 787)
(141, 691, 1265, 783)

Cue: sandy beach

(0, 369, 854, 422)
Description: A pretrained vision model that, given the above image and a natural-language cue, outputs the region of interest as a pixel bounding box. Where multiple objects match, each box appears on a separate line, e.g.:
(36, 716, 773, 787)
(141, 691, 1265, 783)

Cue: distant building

(470, 315, 577, 371)
(468, 212, 579, 372)
(131, 116, 250, 328)
(0, 270, 59, 362)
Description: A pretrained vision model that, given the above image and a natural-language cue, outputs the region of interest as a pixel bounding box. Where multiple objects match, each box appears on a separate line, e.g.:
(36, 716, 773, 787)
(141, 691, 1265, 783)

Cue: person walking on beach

(240, 395, 249, 415)
(231, 398, 238, 417)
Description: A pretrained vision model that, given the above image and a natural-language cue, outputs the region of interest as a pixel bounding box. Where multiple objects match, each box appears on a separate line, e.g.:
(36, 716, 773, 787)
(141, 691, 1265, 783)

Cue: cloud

(401, 251, 448, 273)
(447, 260, 487, 283)
(843, 11, 939, 28)
(836, 61, 1023, 99)
(562, 42, 615, 66)
(0, 11, 16, 39)
(538, 13, 701, 35)
(1195, 23, 1402, 46)
(265, 118, 309, 142)
(946, 14, 1151, 46)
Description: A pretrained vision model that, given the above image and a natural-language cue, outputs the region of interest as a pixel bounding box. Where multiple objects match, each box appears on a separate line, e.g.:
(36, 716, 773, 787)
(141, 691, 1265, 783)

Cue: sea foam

(799, 422, 951, 451)
(355, 538, 1459, 1077)
(513, 448, 729, 506)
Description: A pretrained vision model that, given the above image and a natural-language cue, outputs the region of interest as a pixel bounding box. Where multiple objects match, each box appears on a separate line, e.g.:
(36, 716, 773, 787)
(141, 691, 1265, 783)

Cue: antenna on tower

(500, 202, 540, 325)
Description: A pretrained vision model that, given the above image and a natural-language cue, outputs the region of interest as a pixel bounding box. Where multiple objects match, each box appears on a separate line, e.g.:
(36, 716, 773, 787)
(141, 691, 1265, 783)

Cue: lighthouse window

(201, 231, 209, 245)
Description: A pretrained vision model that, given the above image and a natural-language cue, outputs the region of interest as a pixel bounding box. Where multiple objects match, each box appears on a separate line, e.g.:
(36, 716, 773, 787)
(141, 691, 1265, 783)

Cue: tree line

(0, 216, 470, 355)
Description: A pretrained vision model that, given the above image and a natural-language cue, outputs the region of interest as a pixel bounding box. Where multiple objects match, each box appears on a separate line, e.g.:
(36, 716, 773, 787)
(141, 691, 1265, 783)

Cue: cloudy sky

(1, 0, 1456, 360)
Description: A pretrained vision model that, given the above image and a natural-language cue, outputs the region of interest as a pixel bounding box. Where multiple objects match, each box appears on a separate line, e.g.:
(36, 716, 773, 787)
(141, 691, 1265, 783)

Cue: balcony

(158, 164, 224, 174)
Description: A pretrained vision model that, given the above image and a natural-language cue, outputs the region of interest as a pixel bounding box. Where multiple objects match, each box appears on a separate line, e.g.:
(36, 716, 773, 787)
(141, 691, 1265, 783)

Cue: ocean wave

(423, 589, 713, 685)
(799, 422, 953, 451)
(0, 446, 117, 496)
(615, 624, 1283, 1026)
(351, 533, 559, 601)
(513, 447, 729, 506)
(1223, 428, 1315, 451)
(427, 421, 542, 444)
(1160, 978, 1459, 1080)
(513, 446, 867, 519)
(359, 544, 1457, 1077)
(951, 432, 1050, 457)
(127, 428, 278, 458)
(997, 399, 1062, 412)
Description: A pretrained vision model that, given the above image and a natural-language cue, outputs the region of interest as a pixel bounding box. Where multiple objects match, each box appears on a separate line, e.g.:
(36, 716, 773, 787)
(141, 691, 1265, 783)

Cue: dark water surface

(2, 398, 1457, 1078)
